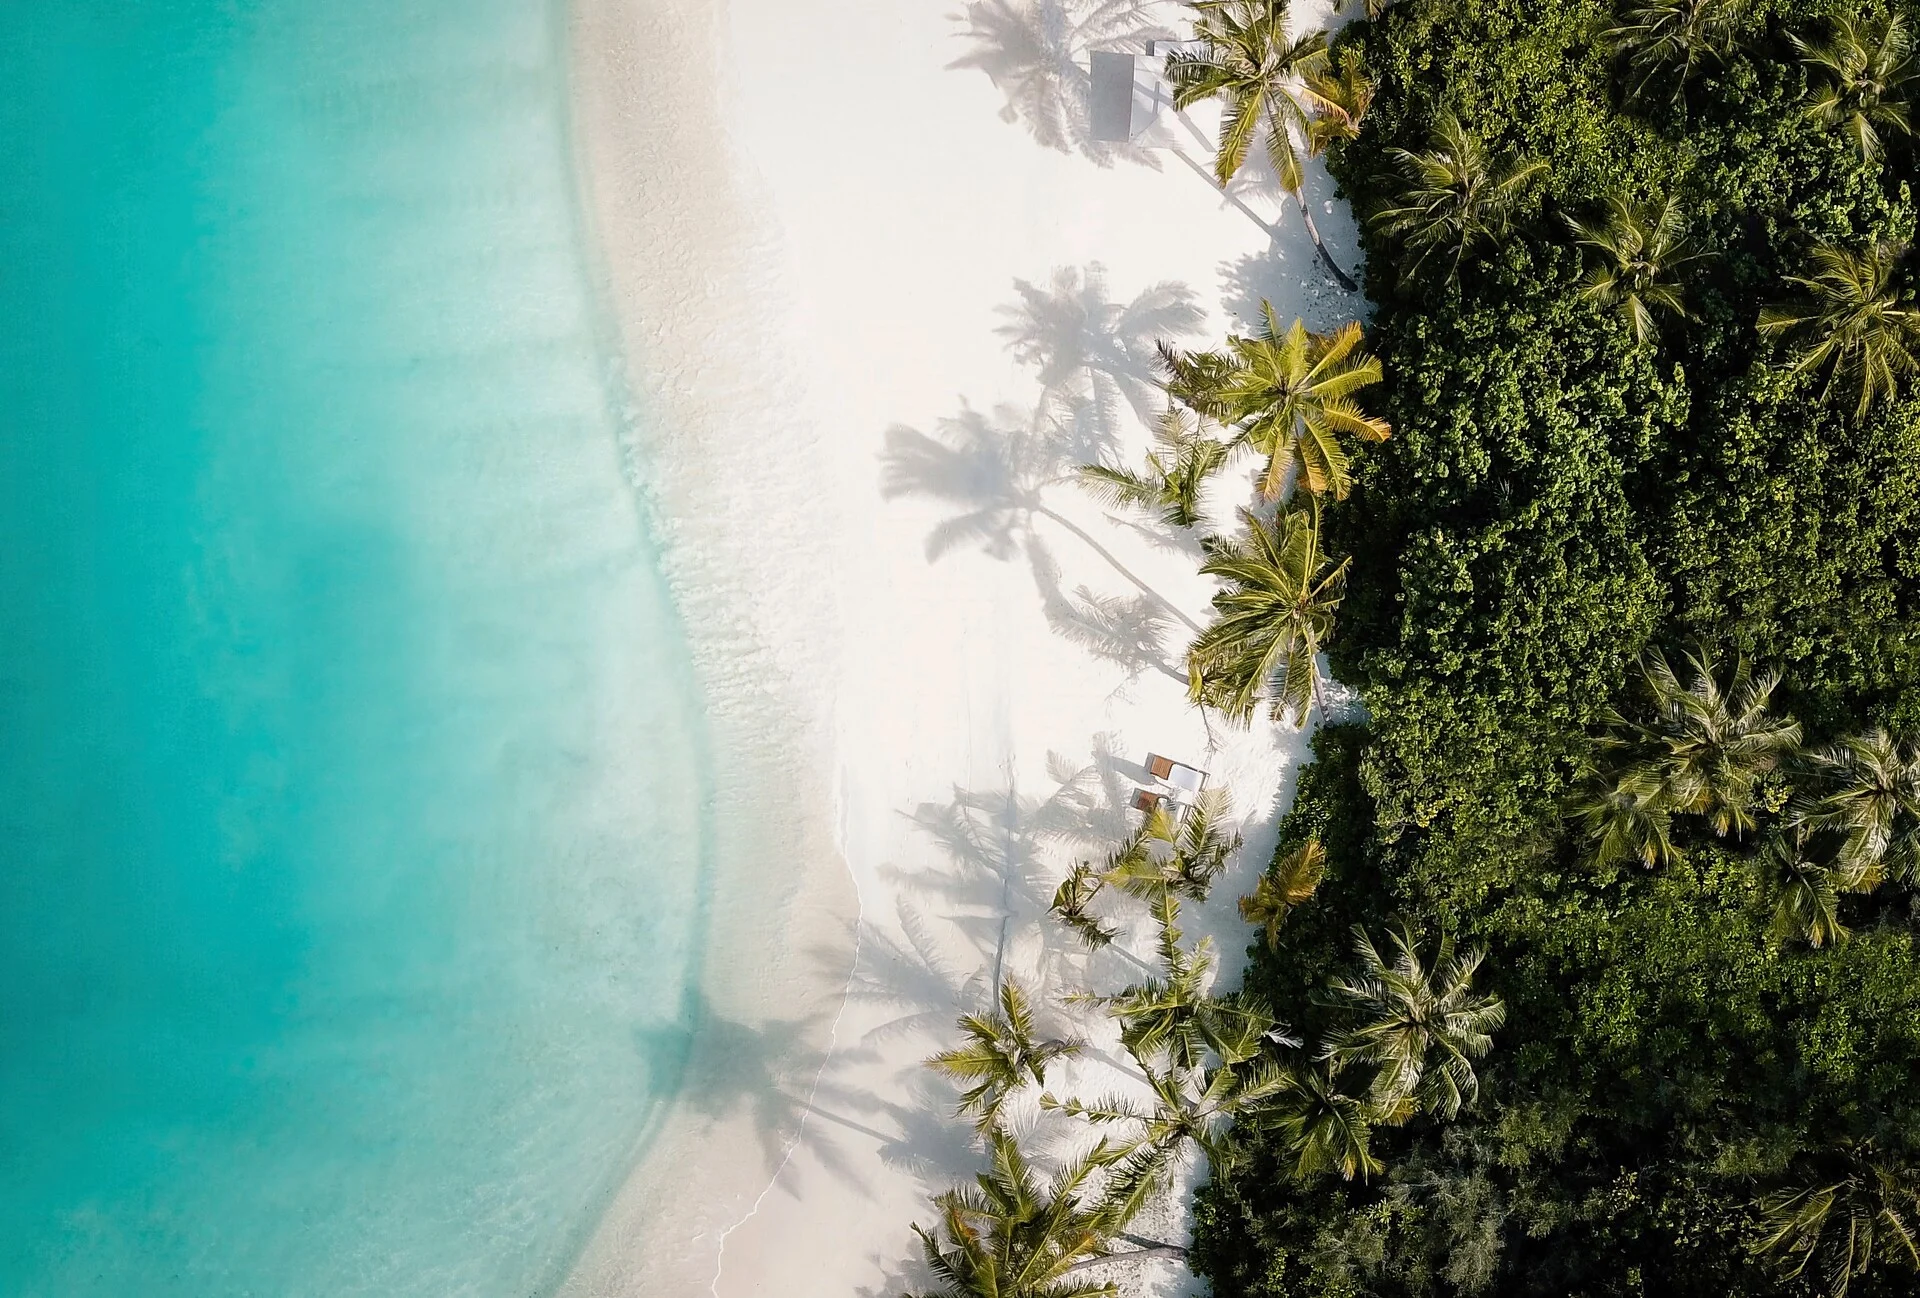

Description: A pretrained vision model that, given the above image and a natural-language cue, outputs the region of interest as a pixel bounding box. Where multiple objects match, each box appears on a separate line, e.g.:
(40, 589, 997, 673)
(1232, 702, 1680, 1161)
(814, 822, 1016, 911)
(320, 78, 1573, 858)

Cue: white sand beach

(561, 0, 1361, 1293)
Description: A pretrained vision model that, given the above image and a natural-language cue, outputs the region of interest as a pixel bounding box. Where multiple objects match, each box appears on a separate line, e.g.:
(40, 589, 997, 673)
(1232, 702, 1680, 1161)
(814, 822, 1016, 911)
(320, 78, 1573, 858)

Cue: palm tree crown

(1759, 240, 1920, 417)
(1077, 408, 1229, 532)
(1564, 193, 1702, 344)
(1610, 646, 1803, 838)
(927, 978, 1085, 1131)
(1370, 110, 1547, 283)
(1052, 788, 1241, 949)
(1570, 759, 1677, 869)
(1752, 1145, 1920, 1298)
(1319, 924, 1506, 1122)
(1602, 0, 1752, 103)
(907, 1126, 1133, 1298)
(1757, 831, 1853, 949)
(1239, 837, 1326, 950)
(1161, 307, 1388, 500)
(1044, 1049, 1292, 1207)
(1795, 727, 1920, 884)
(1187, 502, 1351, 727)
(1165, 0, 1358, 289)
(1793, 10, 1917, 163)
(1258, 1059, 1384, 1181)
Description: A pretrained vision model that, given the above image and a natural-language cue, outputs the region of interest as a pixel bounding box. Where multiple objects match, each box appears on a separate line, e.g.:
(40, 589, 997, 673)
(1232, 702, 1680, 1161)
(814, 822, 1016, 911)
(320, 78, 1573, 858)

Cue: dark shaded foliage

(1195, 0, 1920, 1293)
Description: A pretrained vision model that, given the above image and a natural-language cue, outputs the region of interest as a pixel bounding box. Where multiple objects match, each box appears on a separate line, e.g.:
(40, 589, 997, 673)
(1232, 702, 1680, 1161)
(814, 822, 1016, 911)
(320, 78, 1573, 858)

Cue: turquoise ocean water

(0, 2, 711, 1293)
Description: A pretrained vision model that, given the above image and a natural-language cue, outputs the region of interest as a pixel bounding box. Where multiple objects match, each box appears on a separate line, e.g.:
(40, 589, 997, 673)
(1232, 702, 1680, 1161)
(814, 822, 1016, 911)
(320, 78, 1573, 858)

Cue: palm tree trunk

(1170, 108, 1357, 292)
(1119, 1232, 1186, 1254)
(1037, 506, 1203, 634)
(1064, 1242, 1189, 1274)
(1293, 192, 1360, 292)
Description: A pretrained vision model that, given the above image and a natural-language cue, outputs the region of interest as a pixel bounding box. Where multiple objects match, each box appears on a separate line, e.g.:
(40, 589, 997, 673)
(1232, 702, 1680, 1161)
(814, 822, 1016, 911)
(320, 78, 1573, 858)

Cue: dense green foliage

(1193, 0, 1920, 1293)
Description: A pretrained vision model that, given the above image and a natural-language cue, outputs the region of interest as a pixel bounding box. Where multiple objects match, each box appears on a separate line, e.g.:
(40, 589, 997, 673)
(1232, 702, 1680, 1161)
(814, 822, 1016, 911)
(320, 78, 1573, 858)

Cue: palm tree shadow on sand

(880, 399, 1203, 664)
(997, 262, 1204, 444)
(947, 0, 1172, 166)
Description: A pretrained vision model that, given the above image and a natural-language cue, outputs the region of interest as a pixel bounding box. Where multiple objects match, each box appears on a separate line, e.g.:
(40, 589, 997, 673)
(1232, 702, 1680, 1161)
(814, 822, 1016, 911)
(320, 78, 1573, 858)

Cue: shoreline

(559, 0, 1361, 1292)
(558, 0, 861, 1292)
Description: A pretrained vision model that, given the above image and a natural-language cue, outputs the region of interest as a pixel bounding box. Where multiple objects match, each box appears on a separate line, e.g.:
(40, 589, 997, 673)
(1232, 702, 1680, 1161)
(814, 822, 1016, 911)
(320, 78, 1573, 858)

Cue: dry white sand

(560, 0, 1362, 1294)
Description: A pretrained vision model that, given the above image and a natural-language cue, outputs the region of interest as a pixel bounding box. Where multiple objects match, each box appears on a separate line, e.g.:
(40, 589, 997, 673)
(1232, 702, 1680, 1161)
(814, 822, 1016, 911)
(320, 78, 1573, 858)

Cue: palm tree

(1160, 307, 1389, 500)
(1086, 891, 1221, 1074)
(1569, 760, 1678, 868)
(1796, 728, 1920, 884)
(1564, 193, 1703, 344)
(1239, 837, 1327, 949)
(1259, 1059, 1384, 1180)
(907, 1126, 1178, 1298)
(1043, 1051, 1292, 1201)
(1623, 647, 1803, 838)
(1370, 110, 1547, 283)
(1320, 924, 1506, 1121)
(1051, 788, 1242, 950)
(1752, 1146, 1920, 1298)
(928, 979, 1086, 1131)
(1793, 10, 1917, 163)
(1187, 502, 1352, 727)
(1757, 832, 1851, 949)
(1601, 0, 1752, 104)
(1303, 46, 1374, 155)
(1759, 241, 1920, 417)
(1165, 0, 1360, 289)
(1078, 409, 1230, 531)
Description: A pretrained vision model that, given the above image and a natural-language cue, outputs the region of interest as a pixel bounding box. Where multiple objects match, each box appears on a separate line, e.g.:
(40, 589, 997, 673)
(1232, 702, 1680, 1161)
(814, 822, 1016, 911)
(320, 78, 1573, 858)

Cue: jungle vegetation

(1189, 0, 1920, 1294)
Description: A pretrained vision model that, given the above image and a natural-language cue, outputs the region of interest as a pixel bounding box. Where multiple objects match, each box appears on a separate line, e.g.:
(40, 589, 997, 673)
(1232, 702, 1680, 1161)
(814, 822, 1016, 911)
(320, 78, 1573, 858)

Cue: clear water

(0, 3, 710, 1294)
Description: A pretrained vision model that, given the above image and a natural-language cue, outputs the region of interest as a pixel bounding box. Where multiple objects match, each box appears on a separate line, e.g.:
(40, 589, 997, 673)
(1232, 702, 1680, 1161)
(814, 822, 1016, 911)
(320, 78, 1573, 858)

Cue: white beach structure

(1088, 42, 1202, 149)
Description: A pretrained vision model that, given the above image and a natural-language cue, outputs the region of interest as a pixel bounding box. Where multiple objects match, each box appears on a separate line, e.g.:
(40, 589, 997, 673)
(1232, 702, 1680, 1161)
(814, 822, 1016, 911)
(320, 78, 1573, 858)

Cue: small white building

(1088, 41, 1204, 149)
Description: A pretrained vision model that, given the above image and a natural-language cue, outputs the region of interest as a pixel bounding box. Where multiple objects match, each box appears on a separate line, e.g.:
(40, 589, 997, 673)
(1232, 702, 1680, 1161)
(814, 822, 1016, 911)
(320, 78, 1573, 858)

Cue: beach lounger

(1145, 753, 1209, 797)
(1132, 787, 1164, 814)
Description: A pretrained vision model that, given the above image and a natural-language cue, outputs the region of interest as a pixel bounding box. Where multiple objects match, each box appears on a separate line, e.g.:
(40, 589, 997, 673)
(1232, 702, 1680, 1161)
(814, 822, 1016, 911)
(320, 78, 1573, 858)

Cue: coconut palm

(1085, 891, 1220, 1073)
(1569, 760, 1678, 868)
(1793, 10, 1917, 163)
(1259, 1059, 1384, 1180)
(1043, 1051, 1292, 1201)
(928, 979, 1086, 1131)
(907, 1126, 1177, 1298)
(1303, 46, 1374, 154)
(1050, 788, 1241, 949)
(1077, 409, 1230, 531)
(1239, 837, 1327, 949)
(1564, 193, 1703, 344)
(1370, 109, 1547, 283)
(1601, 0, 1752, 104)
(1621, 646, 1803, 838)
(1759, 241, 1920, 417)
(1796, 728, 1920, 884)
(1164, 0, 1359, 289)
(1160, 307, 1388, 500)
(1187, 502, 1352, 728)
(1320, 924, 1506, 1122)
(1757, 832, 1852, 949)
(1752, 1146, 1920, 1298)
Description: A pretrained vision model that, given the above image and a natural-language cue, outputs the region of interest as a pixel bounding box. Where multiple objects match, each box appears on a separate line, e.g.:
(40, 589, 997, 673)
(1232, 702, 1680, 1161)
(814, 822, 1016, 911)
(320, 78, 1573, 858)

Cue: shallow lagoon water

(0, 3, 708, 1293)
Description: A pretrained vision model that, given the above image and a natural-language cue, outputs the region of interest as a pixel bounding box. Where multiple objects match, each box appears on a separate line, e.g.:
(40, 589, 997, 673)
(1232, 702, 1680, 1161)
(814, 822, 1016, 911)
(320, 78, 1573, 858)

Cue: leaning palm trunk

(1166, 0, 1361, 291)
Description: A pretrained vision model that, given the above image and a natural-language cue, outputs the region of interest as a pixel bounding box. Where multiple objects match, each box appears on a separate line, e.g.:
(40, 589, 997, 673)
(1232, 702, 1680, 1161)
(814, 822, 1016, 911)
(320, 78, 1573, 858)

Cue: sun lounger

(1145, 753, 1209, 797)
(1132, 787, 1164, 814)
